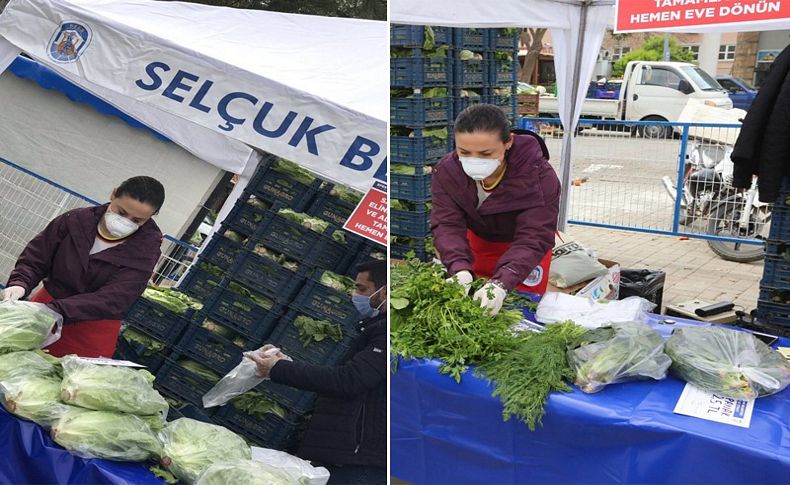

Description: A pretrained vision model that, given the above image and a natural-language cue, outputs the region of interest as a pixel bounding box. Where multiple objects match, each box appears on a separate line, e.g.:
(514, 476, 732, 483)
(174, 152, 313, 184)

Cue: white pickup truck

(539, 61, 739, 138)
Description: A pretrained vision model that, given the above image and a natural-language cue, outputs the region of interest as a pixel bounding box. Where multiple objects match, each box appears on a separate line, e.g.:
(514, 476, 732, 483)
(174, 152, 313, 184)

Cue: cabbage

(0, 375, 71, 427)
(159, 418, 252, 484)
(195, 459, 297, 485)
(52, 408, 163, 461)
(0, 350, 59, 381)
(60, 356, 168, 416)
(0, 301, 60, 353)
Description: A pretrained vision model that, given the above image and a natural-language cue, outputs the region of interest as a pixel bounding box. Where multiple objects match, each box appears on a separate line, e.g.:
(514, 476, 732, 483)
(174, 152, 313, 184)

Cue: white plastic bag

(536, 292, 655, 329)
(252, 447, 330, 485)
(202, 347, 288, 408)
(0, 300, 63, 353)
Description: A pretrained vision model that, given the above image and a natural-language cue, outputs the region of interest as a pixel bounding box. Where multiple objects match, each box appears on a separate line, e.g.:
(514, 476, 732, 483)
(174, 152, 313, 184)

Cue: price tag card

(778, 347, 790, 363)
(674, 383, 754, 428)
(75, 357, 145, 368)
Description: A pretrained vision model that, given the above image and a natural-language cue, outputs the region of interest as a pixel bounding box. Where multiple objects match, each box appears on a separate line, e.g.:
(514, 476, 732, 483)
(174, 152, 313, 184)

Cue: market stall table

(0, 407, 161, 485)
(391, 314, 790, 484)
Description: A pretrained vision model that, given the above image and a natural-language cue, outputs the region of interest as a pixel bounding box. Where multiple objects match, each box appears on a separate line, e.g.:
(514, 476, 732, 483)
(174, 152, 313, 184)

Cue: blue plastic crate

(175, 324, 251, 375)
(178, 265, 224, 304)
(213, 403, 301, 451)
(391, 206, 431, 238)
(488, 28, 519, 50)
(769, 205, 790, 241)
(483, 90, 518, 118)
(123, 297, 192, 345)
(488, 58, 518, 86)
(163, 395, 216, 424)
(114, 328, 166, 373)
(201, 234, 246, 270)
(306, 186, 359, 227)
(762, 255, 790, 289)
(756, 299, 790, 328)
(391, 131, 450, 165)
(207, 286, 283, 342)
(391, 56, 451, 88)
(390, 171, 432, 201)
(155, 357, 217, 407)
(390, 24, 451, 48)
(764, 240, 788, 259)
(269, 307, 356, 366)
(453, 55, 486, 87)
(452, 95, 483, 119)
(233, 251, 306, 303)
(256, 380, 317, 416)
(453, 28, 486, 50)
(225, 200, 271, 239)
(342, 241, 386, 277)
(391, 96, 451, 127)
(391, 236, 434, 262)
(247, 156, 322, 212)
(292, 276, 360, 326)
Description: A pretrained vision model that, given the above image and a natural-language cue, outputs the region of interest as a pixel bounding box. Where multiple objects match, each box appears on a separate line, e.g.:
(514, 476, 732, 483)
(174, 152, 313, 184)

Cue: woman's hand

(473, 281, 507, 316)
(249, 346, 289, 378)
(446, 270, 474, 295)
(0, 286, 25, 302)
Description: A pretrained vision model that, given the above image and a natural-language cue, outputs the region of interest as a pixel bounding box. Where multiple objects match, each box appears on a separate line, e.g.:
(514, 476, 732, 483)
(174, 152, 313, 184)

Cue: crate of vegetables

(390, 53, 451, 88)
(391, 200, 431, 238)
(257, 380, 317, 416)
(155, 356, 221, 406)
(488, 52, 518, 86)
(453, 27, 487, 51)
(213, 391, 301, 450)
(233, 247, 306, 303)
(390, 126, 450, 166)
(452, 90, 483, 119)
(206, 282, 284, 342)
(123, 287, 203, 344)
(114, 327, 167, 373)
(224, 197, 272, 239)
(201, 232, 247, 270)
(488, 28, 520, 50)
(390, 235, 435, 262)
(175, 324, 253, 376)
(306, 183, 362, 227)
(292, 271, 360, 326)
(390, 92, 450, 128)
(161, 390, 216, 424)
(390, 165, 432, 201)
(390, 24, 451, 49)
(453, 50, 486, 87)
(762, 254, 790, 289)
(343, 241, 387, 277)
(269, 308, 353, 366)
(178, 262, 225, 304)
(247, 156, 322, 212)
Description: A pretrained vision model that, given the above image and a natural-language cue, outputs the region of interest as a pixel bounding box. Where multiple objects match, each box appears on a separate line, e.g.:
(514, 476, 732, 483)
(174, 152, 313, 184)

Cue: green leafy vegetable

(0, 350, 58, 381)
(230, 391, 287, 420)
(143, 286, 203, 315)
(294, 315, 343, 347)
(278, 209, 329, 233)
(200, 262, 225, 278)
(227, 282, 274, 310)
(195, 459, 295, 485)
(390, 164, 433, 176)
(271, 159, 316, 185)
(320, 271, 356, 295)
(202, 320, 238, 341)
(0, 374, 70, 427)
(245, 196, 271, 211)
(150, 465, 179, 485)
(178, 360, 221, 384)
(52, 408, 163, 461)
(0, 301, 60, 353)
(224, 231, 246, 244)
(329, 185, 363, 205)
(159, 418, 251, 484)
(120, 328, 165, 357)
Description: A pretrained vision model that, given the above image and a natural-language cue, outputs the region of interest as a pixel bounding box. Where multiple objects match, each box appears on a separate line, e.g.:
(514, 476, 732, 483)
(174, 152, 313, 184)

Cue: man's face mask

(352, 286, 384, 318)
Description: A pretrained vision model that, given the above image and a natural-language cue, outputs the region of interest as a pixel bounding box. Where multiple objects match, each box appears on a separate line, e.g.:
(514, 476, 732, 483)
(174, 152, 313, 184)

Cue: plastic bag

(60, 356, 168, 416)
(0, 374, 71, 428)
(195, 459, 297, 485)
(0, 300, 63, 353)
(536, 292, 655, 329)
(252, 447, 330, 485)
(202, 347, 288, 408)
(0, 350, 59, 381)
(549, 234, 609, 288)
(567, 321, 671, 393)
(665, 326, 790, 399)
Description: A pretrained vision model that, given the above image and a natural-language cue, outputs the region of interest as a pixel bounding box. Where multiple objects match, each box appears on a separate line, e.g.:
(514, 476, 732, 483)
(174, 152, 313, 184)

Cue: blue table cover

(0, 408, 162, 485)
(391, 315, 790, 484)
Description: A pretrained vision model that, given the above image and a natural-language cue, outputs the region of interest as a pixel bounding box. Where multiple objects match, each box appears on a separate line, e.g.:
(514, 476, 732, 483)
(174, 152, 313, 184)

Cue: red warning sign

(343, 181, 387, 246)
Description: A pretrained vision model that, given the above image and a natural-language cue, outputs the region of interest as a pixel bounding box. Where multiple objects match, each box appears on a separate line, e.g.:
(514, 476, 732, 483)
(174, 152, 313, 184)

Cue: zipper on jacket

(354, 401, 366, 454)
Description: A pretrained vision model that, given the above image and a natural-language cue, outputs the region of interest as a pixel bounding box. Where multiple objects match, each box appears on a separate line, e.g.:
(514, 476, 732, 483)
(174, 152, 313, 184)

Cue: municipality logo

(48, 21, 92, 63)
(524, 266, 544, 287)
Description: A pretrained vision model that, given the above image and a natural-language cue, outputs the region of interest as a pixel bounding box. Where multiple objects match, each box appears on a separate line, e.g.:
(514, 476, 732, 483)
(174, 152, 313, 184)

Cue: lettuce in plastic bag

(0, 301, 63, 353)
(195, 459, 297, 485)
(0, 374, 71, 427)
(159, 418, 252, 484)
(567, 321, 671, 393)
(665, 326, 790, 399)
(60, 356, 168, 416)
(52, 408, 163, 461)
(0, 350, 59, 381)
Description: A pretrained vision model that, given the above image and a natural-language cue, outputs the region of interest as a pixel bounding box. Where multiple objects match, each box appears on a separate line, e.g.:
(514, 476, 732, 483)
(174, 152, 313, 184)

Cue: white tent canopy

(0, 0, 388, 194)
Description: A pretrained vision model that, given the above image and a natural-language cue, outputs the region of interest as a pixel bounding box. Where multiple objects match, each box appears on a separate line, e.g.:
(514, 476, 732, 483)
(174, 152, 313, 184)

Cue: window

(612, 46, 631, 61)
(719, 44, 736, 61)
(717, 78, 742, 93)
(683, 45, 700, 61)
(639, 66, 683, 91)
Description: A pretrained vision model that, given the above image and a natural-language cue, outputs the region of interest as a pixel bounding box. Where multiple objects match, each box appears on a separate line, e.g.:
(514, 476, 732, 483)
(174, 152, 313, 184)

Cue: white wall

(0, 71, 224, 238)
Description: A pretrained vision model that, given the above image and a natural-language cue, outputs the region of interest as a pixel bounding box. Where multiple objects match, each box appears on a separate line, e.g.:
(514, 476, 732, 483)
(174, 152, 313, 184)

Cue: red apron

(467, 229, 552, 294)
(30, 288, 121, 358)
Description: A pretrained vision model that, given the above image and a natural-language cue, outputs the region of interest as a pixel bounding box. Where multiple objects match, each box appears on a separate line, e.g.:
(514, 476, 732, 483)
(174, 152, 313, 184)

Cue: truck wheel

(638, 116, 670, 139)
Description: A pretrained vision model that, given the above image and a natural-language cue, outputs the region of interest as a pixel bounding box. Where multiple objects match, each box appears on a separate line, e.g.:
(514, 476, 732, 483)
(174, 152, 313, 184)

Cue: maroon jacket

(6, 204, 162, 322)
(431, 133, 560, 290)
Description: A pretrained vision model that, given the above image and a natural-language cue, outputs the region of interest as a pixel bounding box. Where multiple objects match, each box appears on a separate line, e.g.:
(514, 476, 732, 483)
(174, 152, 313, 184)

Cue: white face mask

(459, 157, 501, 181)
(103, 211, 140, 238)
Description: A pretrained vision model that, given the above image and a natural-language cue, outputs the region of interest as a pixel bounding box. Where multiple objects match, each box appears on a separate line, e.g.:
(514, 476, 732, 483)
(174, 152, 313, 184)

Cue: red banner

(615, 0, 790, 33)
(343, 181, 387, 246)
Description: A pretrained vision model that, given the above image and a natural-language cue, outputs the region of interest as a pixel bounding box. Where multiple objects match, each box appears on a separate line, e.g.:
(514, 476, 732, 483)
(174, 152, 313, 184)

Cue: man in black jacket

(251, 260, 387, 485)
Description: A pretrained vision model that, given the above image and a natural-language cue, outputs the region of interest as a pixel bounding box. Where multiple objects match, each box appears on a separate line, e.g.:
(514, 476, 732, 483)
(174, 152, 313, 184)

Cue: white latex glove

(446, 270, 474, 295)
(0, 286, 25, 302)
(473, 282, 507, 316)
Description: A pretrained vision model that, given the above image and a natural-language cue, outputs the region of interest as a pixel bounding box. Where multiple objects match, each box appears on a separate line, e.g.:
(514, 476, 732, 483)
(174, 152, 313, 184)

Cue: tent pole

(557, 0, 589, 232)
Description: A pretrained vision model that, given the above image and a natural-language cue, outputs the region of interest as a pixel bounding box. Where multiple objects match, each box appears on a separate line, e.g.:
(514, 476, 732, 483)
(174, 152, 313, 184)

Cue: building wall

(0, 71, 224, 238)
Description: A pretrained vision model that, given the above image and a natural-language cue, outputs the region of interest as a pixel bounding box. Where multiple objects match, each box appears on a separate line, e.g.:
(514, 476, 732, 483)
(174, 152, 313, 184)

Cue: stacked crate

(756, 182, 790, 335)
(483, 28, 520, 127)
(116, 154, 385, 450)
(390, 24, 453, 261)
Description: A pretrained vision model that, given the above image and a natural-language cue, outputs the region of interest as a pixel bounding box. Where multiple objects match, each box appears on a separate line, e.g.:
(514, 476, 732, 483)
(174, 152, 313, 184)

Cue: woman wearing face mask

(432, 103, 560, 316)
(0, 176, 165, 357)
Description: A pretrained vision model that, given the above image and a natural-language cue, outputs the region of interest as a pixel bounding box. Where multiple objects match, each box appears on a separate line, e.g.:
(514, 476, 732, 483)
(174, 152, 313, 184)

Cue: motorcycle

(661, 142, 771, 263)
